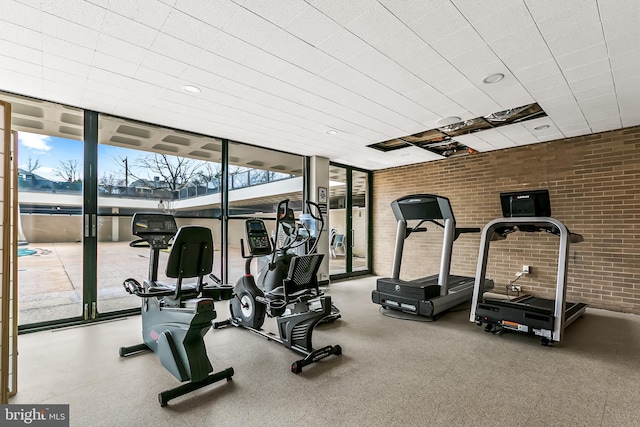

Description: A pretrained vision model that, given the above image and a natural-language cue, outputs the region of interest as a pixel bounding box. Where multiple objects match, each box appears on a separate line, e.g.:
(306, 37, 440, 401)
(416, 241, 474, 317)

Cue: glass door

(328, 164, 371, 278)
(7, 94, 86, 327)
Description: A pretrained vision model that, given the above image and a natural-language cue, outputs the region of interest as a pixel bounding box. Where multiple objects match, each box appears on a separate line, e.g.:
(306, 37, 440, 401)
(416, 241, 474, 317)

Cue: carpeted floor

(12, 276, 640, 426)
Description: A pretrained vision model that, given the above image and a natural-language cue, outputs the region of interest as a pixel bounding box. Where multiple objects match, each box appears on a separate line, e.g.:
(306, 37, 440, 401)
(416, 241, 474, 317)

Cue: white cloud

(19, 133, 52, 152)
(34, 166, 57, 181)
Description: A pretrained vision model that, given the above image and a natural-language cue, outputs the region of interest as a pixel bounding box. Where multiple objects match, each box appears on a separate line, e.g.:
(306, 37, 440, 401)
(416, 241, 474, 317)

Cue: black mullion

(83, 110, 98, 320)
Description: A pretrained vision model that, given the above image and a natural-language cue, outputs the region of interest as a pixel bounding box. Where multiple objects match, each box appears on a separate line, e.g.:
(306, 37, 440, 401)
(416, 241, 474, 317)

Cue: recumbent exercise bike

(214, 206, 342, 374)
(119, 213, 234, 406)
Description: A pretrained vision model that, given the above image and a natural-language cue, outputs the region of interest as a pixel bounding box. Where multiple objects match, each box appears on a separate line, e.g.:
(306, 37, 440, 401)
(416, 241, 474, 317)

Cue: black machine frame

(372, 194, 494, 319)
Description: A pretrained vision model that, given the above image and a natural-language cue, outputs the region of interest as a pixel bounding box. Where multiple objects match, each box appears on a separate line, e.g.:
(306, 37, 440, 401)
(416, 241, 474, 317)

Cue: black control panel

(131, 213, 178, 250)
(245, 218, 273, 256)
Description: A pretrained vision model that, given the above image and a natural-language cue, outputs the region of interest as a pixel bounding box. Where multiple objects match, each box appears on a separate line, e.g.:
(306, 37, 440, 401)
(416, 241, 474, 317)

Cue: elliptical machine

(214, 203, 342, 374)
(255, 199, 341, 323)
(119, 213, 234, 406)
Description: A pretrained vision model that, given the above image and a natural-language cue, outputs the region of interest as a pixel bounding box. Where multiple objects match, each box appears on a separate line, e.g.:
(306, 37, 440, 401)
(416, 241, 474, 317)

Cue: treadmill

(372, 194, 494, 319)
(469, 189, 587, 345)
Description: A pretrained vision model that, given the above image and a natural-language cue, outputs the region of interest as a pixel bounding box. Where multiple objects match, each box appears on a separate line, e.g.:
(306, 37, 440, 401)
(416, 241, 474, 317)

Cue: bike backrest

(283, 253, 324, 298)
(165, 226, 214, 279)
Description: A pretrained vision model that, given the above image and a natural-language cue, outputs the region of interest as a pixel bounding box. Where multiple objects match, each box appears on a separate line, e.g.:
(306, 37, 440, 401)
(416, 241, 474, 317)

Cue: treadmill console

(245, 218, 273, 256)
(500, 189, 551, 217)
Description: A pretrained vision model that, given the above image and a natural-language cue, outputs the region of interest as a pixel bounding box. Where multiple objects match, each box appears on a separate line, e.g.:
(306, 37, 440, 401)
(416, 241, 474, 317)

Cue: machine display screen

(500, 189, 551, 217)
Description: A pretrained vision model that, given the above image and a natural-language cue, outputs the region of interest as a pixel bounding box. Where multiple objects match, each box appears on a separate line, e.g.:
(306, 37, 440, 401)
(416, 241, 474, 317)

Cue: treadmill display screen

(500, 189, 551, 217)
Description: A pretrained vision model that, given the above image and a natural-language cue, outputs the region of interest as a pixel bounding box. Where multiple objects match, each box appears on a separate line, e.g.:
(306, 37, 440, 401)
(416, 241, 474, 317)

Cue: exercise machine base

(474, 295, 587, 345)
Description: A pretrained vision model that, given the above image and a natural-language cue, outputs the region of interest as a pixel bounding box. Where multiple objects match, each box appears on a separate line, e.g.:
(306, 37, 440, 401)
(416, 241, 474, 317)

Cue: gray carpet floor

(12, 276, 640, 426)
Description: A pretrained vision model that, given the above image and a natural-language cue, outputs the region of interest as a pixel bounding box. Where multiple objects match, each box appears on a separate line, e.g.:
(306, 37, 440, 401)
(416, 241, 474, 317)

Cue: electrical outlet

(510, 285, 521, 292)
(522, 265, 530, 274)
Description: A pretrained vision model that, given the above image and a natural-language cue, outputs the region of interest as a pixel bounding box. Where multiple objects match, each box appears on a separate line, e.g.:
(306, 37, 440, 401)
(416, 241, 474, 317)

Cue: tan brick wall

(373, 126, 640, 315)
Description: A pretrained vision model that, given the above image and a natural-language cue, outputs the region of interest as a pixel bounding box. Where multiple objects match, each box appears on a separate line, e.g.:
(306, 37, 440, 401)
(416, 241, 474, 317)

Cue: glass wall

(96, 115, 223, 314)
(226, 141, 305, 282)
(3, 90, 370, 330)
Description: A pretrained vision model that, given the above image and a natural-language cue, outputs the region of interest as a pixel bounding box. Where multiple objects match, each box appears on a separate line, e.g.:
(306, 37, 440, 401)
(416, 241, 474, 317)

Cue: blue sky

(19, 132, 158, 182)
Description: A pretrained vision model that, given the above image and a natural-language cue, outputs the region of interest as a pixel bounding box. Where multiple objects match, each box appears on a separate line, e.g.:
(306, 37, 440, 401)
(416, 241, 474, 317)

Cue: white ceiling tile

(451, 0, 514, 21)
(284, 4, 342, 47)
(479, 128, 517, 149)
(174, 0, 239, 28)
(92, 52, 139, 77)
(87, 67, 131, 89)
(222, 5, 282, 48)
(448, 44, 499, 74)
(0, 20, 41, 50)
(409, 2, 469, 43)
(513, 60, 562, 84)
(415, 61, 464, 88)
(42, 12, 99, 49)
(141, 51, 188, 77)
(589, 119, 622, 133)
(469, 3, 534, 42)
(106, 0, 172, 29)
(370, 30, 421, 64)
(134, 67, 178, 89)
(395, 44, 446, 74)
(101, 11, 158, 48)
(42, 0, 106, 25)
(0, 1, 42, 32)
(0, 69, 43, 97)
(347, 3, 407, 44)
(563, 58, 612, 83)
(605, 34, 640, 57)
(545, 28, 606, 58)
(430, 26, 486, 59)
(95, 34, 146, 65)
(574, 83, 615, 102)
(568, 73, 615, 93)
(378, 0, 448, 24)
(316, 29, 370, 62)
(309, 0, 376, 27)
(150, 33, 202, 65)
(161, 9, 220, 47)
(503, 46, 556, 72)
(44, 67, 83, 87)
(43, 53, 91, 78)
(0, 39, 42, 64)
(555, 43, 608, 70)
(239, 0, 308, 28)
(0, 55, 41, 77)
(497, 123, 538, 145)
(599, 0, 640, 40)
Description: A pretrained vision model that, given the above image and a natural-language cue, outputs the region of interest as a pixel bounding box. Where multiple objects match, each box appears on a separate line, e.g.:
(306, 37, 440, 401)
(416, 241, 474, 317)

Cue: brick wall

(373, 127, 640, 314)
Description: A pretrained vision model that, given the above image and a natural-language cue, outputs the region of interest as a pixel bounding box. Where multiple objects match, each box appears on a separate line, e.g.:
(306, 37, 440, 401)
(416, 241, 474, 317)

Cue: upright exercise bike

(214, 209, 342, 374)
(255, 199, 341, 323)
(119, 213, 234, 406)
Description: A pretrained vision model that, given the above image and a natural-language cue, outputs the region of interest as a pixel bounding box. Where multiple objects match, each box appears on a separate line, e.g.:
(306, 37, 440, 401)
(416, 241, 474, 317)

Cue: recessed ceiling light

(436, 116, 461, 127)
(183, 85, 201, 93)
(482, 73, 505, 84)
(326, 130, 338, 135)
(534, 124, 550, 130)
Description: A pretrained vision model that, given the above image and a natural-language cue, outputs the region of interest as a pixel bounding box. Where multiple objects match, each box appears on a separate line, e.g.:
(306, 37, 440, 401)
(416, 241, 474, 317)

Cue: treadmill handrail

(469, 216, 581, 342)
